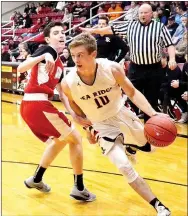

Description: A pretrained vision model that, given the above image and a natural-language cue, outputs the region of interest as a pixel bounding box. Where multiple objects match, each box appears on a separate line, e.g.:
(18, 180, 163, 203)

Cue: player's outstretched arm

(80, 26, 112, 35)
(61, 80, 92, 127)
(112, 62, 157, 117)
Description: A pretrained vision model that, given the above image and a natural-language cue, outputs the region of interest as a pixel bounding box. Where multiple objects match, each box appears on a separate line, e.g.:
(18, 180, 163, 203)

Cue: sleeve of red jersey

(31, 46, 57, 63)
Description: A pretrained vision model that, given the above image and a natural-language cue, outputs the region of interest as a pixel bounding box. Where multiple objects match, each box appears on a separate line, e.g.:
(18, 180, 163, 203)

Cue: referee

(80, 3, 177, 122)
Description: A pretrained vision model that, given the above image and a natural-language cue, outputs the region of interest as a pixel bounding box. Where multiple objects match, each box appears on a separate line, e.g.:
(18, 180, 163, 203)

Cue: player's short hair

(69, 32, 97, 54)
(98, 15, 109, 24)
(44, 21, 65, 37)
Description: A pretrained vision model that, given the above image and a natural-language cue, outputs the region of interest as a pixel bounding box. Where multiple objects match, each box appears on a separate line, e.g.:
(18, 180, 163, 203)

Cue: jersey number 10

(94, 95, 110, 109)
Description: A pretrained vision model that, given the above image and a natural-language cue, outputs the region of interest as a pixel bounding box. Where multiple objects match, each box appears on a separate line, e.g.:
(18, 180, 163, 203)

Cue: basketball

(144, 115, 177, 147)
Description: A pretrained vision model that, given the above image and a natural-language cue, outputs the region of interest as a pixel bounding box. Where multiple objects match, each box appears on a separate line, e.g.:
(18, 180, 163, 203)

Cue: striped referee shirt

(111, 20, 173, 65)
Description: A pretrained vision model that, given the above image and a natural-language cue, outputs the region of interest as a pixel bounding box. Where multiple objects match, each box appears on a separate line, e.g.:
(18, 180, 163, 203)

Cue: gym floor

(2, 92, 187, 216)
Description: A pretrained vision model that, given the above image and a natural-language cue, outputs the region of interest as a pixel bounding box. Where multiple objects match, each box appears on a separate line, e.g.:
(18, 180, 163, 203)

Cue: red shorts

(20, 94, 73, 143)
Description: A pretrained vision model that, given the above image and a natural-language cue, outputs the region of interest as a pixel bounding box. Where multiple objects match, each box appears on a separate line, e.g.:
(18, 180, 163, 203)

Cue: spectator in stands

(36, 3, 42, 14)
(42, 17, 51, 27)
(1, 45, 11, 61)
(15, 12, 24, 28)
(97, 5, 106, 15)
(108, 3, 123, 21)
(54, 1, 66, 12)
(158, 1, 171, 18)
(72, 2, 85, 18)
(157, 7, 168, 25)
(182, 91, 188, 101)
(10, 11, 18, 22)
(60, 47, 75, 67)
(152, 11, 160, 22)
(166, 15, 179, 36)
(24, 4, 30, 14)
(172, 16, 187, 45)
(150, 1, 159, 11)
(17, 36, 24, 44)
(21, 12, 32, 28)
(175, 5, 188, 24)
(181, 54, 188, 102)
(22, 18, 43, 38)
(170, 57, 188, 123)
(95, 16, 128, 63)
(63, 7, 72, 23)
(175, 31, 188, 63)
(8, 38, 18, 50)
(29, 3, 37, 14)
(16, 44, 31, 62)
(124, 1, 139, 21)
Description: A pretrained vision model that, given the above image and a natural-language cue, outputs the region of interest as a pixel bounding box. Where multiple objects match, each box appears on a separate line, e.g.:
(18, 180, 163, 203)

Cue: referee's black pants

(128, 61, 165, 122)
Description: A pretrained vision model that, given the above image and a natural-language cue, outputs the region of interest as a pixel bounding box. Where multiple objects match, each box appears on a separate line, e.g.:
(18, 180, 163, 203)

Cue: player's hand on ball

(45, 53, 55, 74)
(153, 112, 174, 122)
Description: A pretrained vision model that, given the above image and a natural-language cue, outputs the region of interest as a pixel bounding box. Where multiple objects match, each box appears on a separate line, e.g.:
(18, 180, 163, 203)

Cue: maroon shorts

(20, 100, 73, 143)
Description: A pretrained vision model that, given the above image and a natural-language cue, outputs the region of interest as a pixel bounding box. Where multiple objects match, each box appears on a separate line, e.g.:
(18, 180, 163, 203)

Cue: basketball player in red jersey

(18, 22, 96, 201)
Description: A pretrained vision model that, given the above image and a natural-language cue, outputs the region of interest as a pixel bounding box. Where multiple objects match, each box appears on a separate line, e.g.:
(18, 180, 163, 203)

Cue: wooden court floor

(2, 92, 188, 216)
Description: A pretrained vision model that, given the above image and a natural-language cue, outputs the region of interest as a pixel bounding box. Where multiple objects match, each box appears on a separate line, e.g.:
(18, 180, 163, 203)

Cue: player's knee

(119, 164, 138, 183)
(67, 129, 82, 145)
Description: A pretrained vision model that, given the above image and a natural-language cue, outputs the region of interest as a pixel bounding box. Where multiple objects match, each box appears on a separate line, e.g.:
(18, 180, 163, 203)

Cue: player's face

(46, 26, 66, 49)
(70, 45, 97, 71)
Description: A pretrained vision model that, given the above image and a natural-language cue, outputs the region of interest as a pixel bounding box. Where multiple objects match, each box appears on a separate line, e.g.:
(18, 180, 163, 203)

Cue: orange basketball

(144, 115, 177, 147)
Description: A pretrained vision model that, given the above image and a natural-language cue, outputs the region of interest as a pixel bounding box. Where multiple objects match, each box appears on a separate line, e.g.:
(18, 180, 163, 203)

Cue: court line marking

(2, 100, 188, 139)
(2, 160, 187, 187)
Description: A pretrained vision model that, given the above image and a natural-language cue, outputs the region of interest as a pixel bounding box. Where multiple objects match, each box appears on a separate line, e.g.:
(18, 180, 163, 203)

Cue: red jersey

(24, 46, 64, 97)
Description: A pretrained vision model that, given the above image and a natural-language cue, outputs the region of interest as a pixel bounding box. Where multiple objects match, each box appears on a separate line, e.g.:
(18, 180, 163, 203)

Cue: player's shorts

(20, 93, 74, 143)
(92, 106, 147, 155)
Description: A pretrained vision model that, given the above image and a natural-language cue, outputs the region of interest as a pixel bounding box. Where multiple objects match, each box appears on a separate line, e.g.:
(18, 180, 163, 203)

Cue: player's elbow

(127, 87, 136, 99)
(17, 64, 25, 73)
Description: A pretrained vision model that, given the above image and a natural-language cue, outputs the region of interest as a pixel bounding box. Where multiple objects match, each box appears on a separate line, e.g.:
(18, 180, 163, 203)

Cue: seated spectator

(16, 44, 31, 62)
(182, 91, 188, 101)
(42, 16, 51, 27)
(175, 32, 187, 63)
(10, 11, 18, 22)
(160, 56, 187, 122)
(97, 5, 106, 15)
(60, 47, 75, 67)
(8, 38, 18, 50)
(29, 3, 37, 14)
(36, 3, 42, 14)
(171, 59, 188, 123)
(15, 12, 23, 28)
(150, 1, 159, 11)
(22, 18, 43, 38)
(124, 1, 139, 21)
(153, 11, 160, 22)
(157, 7, 168, 25)
(20, 12, 32, 28)
(1, 45, 11, 61)
(172, 16, 187, 45)
(175, 5, 188, 25)
(166, 15, 179, 36)
(159, 1, 171, 18)
(24, 4, 30, 14)
(108, 3, 123, 21)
